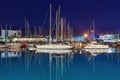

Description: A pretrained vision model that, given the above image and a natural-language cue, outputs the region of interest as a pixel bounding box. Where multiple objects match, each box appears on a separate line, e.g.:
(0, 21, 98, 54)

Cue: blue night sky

(0, 0, 120, 35)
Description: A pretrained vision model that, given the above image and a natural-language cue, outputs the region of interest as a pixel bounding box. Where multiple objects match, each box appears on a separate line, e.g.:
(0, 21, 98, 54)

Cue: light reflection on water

(0, 48, 120, 80)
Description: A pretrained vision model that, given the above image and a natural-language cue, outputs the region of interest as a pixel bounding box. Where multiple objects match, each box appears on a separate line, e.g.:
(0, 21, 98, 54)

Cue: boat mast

(61, 17, 64, 41)
(27, 20, 30, 37)
(63, 18, 66, 40)
(49, 4, 52, 44)
(25, 17, 26, 38)
(67, 22, 70, 40)
(58, 5, 60, 40)
(92, 20, 95, 39)
(56, 11, 58, 41)
(5, 24, 7, 44)
(118, 29, 119, 39)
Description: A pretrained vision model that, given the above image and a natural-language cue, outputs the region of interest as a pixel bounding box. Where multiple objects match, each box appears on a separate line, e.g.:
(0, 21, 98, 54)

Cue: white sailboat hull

(7, 43, 22, 48)
(0, 45, 7, 48)
(84, 41, 109, 49)
(84, 45, 109, 49)
(36, 44, 72, 50)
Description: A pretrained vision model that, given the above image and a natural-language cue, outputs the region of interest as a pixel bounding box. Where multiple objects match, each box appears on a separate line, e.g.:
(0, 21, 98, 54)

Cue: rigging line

(42, 7, 49, 27)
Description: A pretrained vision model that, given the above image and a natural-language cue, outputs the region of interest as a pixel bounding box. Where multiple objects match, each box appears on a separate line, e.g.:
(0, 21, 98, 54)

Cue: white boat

(26, 43, 35, 48)
(36, 4, 72, 50)
(36, 44, 72, 50)
(0, 42, 8, 48)
(84, 41, 109, 49)
(7, 42, 22, 48)
(7, 48, 21, 52)
(0, 44, 7, 48)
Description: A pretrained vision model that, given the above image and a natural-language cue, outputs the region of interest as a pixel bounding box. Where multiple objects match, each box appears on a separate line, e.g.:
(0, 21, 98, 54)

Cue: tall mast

(63, 18, 66, 39)
(92, 20, 95, 39)
(58, 5, 60, 40)
(118, 29, 119, 39)
(10, 24, 12, 39)
(25, 17, 26, 38)
(61, 17, 63, 41)
(70, 27, 73, 40)
(49, 4, 52, 44)
(26, 20, 30, 37)
(67, 22, 70, 40)
(56, 11, 58, 40)
(5, 24, 8, 43)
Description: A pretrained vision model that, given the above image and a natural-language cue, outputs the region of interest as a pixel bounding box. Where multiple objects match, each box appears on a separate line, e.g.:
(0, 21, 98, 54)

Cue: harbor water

(0, 48, 120, 80)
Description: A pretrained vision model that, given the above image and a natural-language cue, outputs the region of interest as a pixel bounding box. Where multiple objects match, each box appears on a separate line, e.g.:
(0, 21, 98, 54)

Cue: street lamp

(84, 33, 88, 38)
(84, 33, 89, 42)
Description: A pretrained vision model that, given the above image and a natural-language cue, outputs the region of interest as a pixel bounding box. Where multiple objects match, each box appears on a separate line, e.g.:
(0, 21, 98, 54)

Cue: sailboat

(36, 4, 73, 50)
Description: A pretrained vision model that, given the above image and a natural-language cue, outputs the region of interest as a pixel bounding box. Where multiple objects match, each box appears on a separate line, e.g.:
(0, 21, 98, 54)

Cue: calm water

(0, 48, 120, 80)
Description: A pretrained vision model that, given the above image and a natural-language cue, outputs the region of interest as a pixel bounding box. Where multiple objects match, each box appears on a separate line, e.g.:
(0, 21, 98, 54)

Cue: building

(1, 30, 22, 38)
(99, 34, 120, 40)
(99, 34, 120, 43)
(72, 36, 85, 42)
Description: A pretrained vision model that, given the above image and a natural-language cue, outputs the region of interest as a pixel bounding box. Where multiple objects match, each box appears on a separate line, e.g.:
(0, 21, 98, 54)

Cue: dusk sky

(0, 0, 120, 35)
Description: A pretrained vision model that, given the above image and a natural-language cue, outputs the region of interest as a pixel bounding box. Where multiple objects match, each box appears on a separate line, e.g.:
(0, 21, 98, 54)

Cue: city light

(84, 33, 88, 38)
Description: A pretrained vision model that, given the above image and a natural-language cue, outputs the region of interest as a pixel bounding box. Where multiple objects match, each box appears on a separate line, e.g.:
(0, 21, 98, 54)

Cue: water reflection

(49, 52, 74, 80)
(35, 49, 73, 54)
(81, 48, 120, 75)
(82, 48, 120, 63)
(0, 48, 22, 59)
(0, 48, 120, 80)
(23, 49, 74, 80)
(1, 51, 22, 58)
(82, 48, 120, 56)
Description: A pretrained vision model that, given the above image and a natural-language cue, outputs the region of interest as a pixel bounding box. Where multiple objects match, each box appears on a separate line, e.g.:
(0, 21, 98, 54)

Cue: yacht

(36, 4, 72, 50)
(83, 41, 109, 49)
(36, 44, 72, 50)
(0, 42, 8, 48)
(7, 42, 22, 48)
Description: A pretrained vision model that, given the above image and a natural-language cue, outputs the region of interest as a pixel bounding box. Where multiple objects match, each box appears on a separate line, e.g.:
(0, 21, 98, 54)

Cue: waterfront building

(99, 34, 120, 40)
(99, 34, 120, 42)
(1, 29, 22, 38)
(72, 36, 85, 42)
